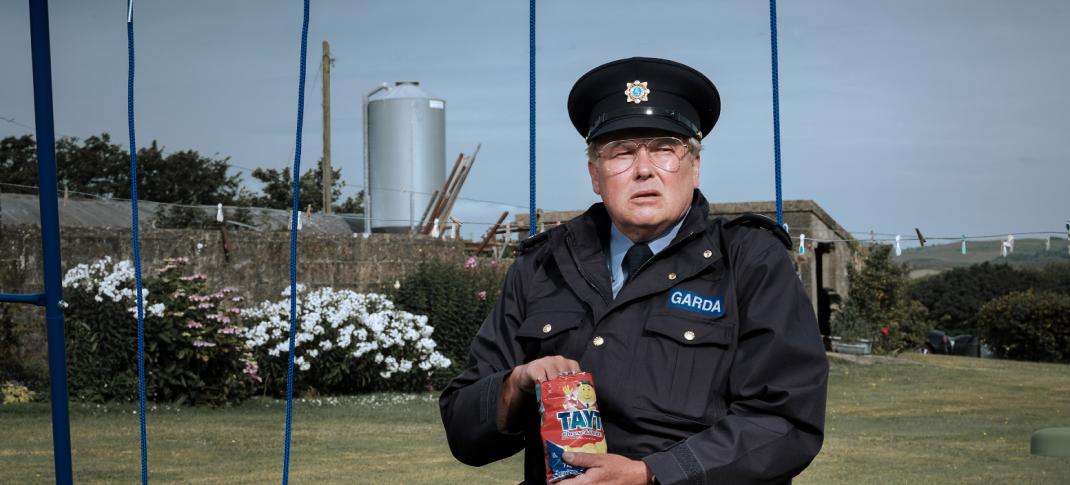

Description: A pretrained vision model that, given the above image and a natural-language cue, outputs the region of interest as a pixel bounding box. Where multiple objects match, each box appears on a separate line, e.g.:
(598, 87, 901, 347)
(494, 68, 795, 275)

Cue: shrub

(908, 262, 1038, 332)
(391, 256, 508, 388)
(63, 257, 257, 405)
(977, 290, 1070, 363)
(832, 245, 931, 353)
(243, 285, 450, 396)
(1032, 262, 1070, 296)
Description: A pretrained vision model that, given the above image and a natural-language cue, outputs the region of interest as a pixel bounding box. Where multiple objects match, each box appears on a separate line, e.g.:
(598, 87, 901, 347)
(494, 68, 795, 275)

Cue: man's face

(587, 129, 701, 242)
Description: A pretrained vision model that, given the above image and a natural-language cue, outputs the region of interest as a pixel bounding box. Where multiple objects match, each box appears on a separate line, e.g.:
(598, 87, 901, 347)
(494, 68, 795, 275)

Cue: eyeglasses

(596, 137, 691, 175)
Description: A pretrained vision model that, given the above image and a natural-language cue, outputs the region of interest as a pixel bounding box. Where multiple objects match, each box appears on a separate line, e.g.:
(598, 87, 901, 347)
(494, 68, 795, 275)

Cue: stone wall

(1, 225, 466, 302)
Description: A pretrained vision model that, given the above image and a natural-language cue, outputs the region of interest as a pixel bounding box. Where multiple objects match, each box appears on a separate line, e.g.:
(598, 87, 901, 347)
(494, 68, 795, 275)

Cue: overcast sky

(2, 0, 1067, 244)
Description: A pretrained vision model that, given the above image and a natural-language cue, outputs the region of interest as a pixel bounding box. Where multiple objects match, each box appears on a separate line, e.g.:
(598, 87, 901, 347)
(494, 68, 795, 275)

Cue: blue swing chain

(529, 0, 536, 236)
(283, 0, 311, 483)
(126, 1, 308, 482)
(125, 1, 149, 483)
(769, 0, 784, 227)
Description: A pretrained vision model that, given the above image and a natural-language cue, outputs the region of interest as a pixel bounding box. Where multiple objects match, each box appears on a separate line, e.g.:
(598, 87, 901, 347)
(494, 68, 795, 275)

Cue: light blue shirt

(609, 209, 688, 297)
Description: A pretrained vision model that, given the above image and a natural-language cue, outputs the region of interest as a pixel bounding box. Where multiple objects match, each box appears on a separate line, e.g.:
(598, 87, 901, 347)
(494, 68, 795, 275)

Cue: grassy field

(2, 354, 1068, 484)
(899, 237, 1070, 275)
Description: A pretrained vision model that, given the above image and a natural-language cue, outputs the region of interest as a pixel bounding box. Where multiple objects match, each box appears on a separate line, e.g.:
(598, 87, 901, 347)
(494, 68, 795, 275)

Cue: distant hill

(895, 237, 1070, 276)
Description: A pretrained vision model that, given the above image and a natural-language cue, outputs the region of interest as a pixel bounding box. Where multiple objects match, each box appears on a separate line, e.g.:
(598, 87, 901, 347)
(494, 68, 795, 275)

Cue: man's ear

(690, 155, 701, 188)
(588, 161, 602, 195)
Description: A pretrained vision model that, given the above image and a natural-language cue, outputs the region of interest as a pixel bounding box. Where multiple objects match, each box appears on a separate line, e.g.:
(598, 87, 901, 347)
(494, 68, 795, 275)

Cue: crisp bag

(535, 372, 608, 483)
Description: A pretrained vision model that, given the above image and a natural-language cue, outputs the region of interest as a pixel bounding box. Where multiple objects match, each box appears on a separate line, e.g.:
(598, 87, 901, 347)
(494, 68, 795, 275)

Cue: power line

(0, 116, 36, 131)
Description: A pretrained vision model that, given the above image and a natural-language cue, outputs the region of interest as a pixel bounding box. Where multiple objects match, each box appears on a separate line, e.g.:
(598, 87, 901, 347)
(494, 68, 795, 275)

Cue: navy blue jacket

(440, 190, 828, 484)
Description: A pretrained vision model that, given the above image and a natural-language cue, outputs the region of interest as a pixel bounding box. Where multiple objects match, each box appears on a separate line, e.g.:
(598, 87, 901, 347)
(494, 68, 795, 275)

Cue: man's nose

(632, 147, 655, 178)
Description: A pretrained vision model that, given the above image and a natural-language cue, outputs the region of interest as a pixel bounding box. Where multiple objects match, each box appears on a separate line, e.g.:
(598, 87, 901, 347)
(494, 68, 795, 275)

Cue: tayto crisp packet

(535, 372, 608, 483)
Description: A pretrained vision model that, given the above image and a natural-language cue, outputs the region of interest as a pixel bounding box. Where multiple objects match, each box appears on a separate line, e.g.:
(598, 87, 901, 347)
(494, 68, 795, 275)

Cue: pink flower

(197, 302, 215, 309)
(464, 256, 478, 269)
(187, 320, 204, 329)
(881, 326, 890, 336)
(206, 314, 231, 324)
(477, 290, 487, 301)
(180, 273, 208, 282)
(243, 359, 262, 383)
(192, 340, 216, 348)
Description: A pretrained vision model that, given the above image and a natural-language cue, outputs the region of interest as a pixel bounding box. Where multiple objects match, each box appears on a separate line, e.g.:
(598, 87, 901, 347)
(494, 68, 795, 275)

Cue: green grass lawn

(2, 354, 1069, 484)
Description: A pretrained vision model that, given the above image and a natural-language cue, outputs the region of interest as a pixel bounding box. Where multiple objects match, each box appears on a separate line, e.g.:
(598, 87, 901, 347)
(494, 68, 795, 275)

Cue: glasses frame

(595, 136, 693, 175)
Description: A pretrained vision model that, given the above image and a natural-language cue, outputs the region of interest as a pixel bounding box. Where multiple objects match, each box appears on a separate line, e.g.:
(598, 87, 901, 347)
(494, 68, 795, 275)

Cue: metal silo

(365, 81, 446, 233)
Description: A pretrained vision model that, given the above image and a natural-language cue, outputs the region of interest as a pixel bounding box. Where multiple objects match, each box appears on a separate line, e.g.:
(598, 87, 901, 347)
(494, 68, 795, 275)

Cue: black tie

(622, 243, 653, 286)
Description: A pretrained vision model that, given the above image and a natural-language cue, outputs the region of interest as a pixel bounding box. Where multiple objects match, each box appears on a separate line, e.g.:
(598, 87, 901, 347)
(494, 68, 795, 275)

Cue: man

(440, 57, 828, 485)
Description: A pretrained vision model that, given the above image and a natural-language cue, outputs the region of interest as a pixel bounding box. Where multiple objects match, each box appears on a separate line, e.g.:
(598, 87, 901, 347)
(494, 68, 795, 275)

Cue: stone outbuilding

(516, 200, 856, 336)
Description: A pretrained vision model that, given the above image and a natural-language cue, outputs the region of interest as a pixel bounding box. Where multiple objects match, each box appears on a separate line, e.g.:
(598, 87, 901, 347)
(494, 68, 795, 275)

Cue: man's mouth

(630, 190, 661, 201)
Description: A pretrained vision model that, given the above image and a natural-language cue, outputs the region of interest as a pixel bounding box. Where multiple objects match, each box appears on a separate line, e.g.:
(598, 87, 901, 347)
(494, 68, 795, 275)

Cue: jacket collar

(552, 189, 720, 321)
(566, 188, 711, 250)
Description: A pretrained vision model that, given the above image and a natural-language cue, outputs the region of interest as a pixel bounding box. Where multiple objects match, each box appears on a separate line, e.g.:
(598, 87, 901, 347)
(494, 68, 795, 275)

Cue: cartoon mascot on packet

(536, 372, 608, 482)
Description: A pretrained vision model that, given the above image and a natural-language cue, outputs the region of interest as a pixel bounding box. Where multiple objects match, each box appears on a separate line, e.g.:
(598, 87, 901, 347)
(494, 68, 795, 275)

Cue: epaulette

(725, 213, 791, 250)
(516, 228, 553, 256)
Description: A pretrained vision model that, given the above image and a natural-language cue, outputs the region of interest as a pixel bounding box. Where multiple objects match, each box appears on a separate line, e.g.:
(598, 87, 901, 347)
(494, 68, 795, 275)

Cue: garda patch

(667, 289, 724, 317)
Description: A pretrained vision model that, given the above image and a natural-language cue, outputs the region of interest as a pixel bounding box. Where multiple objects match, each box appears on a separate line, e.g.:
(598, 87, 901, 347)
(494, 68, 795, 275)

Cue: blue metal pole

(28, 0, 74, 483)
(0, 292, 46, 305)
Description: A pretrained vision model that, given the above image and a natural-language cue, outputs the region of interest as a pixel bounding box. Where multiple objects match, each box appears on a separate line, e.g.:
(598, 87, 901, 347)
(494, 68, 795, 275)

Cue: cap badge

(624, 80, 650, 104)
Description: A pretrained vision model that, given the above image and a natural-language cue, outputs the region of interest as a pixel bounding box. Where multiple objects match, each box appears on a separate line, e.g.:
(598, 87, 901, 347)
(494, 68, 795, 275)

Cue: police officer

(440, 57, 828, 485)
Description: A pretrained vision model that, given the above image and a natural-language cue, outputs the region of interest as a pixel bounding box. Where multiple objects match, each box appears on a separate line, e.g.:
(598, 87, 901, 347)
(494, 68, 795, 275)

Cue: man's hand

(496, 356, 581, 432)
(509, 355, 581, 393)
(556, 452, 653, 485)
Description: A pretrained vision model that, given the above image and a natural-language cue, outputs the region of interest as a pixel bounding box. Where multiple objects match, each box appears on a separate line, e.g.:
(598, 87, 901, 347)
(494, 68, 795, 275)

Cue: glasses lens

(648, 138, 686, 171)
(598, 137, 688, 174)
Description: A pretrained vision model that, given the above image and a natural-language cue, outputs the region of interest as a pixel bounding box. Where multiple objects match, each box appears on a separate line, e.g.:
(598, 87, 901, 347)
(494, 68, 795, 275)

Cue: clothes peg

(895, 235, 902, 256)
(216, 203, 224, 223)
(961, 235, 967, 255)
(799, 234, 806, 255)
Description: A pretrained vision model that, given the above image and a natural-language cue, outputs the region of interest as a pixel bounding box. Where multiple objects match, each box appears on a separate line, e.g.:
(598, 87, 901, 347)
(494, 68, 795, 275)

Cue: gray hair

(586, 137, 703, 163)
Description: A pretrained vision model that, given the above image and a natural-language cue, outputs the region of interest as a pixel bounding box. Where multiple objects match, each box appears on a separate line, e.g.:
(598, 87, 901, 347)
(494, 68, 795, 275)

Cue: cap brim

(587, 115, 694, 142)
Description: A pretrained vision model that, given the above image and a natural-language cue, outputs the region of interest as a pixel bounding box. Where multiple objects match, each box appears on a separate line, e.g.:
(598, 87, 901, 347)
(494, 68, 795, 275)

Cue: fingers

(513, 356, 583, 392)
(562, 451, 603, 468)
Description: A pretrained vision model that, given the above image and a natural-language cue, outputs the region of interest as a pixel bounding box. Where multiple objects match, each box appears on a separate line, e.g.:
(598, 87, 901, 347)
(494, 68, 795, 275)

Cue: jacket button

(592, 336, 604, 347)
(684, 330, 695, 341)
(542, 324, 552, 333)
(703, 249, 713, 258)
(668, 272, 677, 280)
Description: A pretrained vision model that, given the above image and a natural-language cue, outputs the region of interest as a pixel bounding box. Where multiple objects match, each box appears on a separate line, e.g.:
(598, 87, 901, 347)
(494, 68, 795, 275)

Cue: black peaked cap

(567, 57, 720, 142)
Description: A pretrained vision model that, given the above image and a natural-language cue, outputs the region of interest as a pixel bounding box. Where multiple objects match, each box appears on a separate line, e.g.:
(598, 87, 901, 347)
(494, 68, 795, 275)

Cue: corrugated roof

(0, 193, 360, 233)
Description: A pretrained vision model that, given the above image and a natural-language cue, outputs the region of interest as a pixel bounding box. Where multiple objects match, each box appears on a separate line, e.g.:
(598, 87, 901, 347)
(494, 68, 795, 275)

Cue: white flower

(242, 285, 449, 378)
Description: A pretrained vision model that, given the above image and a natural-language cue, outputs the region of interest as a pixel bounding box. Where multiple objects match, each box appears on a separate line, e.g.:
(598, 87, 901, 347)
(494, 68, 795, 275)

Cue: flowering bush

(243, 285, 450, 396)
(2, 381, 35, 404)
(62, 256, 256, 405)
(831, 245, 930, 354)
(391, 257, 508, 388)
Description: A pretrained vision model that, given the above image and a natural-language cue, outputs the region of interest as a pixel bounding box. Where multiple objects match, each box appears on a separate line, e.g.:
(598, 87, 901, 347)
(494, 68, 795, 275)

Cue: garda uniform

(440, 58, 828, 484)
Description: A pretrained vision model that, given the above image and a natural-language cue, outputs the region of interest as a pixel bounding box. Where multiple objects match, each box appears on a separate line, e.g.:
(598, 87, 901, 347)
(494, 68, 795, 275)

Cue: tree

(908, 262, 1038, 332)
(0, 135, 39, 187)
(1, 133, 247, 205)
(247, 158, 363, 213)
(832, 244, 931, 353)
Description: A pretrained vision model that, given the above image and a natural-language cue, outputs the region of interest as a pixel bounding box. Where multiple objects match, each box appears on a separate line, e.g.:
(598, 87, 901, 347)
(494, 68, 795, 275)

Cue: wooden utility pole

(321, 40, 332, 214)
